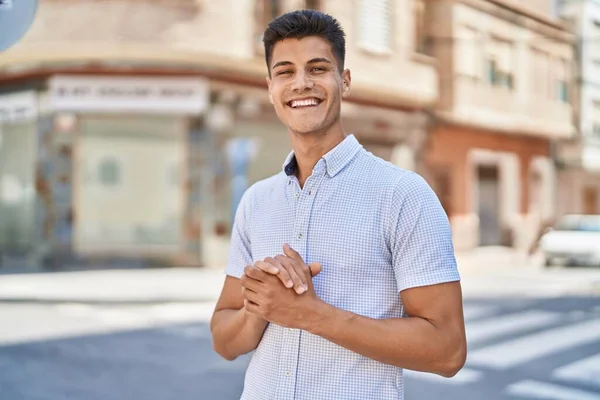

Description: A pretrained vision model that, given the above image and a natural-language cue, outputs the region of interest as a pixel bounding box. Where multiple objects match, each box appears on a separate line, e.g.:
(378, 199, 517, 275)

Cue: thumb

(308, 262, 322, 277)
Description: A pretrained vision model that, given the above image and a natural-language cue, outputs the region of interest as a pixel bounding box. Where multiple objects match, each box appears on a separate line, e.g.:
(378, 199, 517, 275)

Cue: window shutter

(358, 0, 392, 54)
(456, 26, 479, 77)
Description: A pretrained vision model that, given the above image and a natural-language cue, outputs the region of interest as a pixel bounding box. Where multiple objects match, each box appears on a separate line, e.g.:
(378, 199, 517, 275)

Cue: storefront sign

(49, 75, 210, 115)
(0, 91, 38, 123)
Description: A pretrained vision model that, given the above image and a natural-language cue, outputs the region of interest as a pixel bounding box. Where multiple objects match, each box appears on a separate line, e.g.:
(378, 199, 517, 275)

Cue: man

(210, 9, 466, 400)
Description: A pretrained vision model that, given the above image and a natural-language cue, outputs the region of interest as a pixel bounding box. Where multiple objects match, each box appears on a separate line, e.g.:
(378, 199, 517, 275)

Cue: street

(1, 295, 600, 399)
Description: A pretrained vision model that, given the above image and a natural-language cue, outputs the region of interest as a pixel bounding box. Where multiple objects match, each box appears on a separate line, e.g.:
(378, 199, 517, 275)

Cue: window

(593, 100, 600, 138)
(98, 158, 121, 186)
(591, 20, 600, 65)
(254, 0, 283, 55)
(486, 38, 514, 89)
(357, 0, 392, 54)
(304, 0, 320, 10)
(555, 58, 569, 102)
(253, 1, 320, 55)
(413, 0, 429, 54)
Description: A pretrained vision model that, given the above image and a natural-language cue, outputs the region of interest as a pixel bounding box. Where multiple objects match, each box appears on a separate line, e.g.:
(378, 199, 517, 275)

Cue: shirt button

(295, 193, 299, 199)
(296, 233, 303, 240)
(284, 371, 291, 377)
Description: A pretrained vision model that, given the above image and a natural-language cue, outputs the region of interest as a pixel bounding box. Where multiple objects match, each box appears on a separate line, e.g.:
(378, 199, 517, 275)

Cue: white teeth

(290, 98, 320, 108)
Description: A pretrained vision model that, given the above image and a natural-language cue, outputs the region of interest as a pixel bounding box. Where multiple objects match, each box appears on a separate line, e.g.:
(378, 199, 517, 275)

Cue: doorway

(582, 186, 598, 215)
(477, 165, 501, 246)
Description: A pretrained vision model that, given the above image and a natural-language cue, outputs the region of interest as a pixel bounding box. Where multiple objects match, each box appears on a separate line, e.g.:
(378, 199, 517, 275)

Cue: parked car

(539, 214, 600, 267)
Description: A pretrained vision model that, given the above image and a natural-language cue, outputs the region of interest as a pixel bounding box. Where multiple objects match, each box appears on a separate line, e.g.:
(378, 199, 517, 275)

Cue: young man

(210, 9, 466, 400)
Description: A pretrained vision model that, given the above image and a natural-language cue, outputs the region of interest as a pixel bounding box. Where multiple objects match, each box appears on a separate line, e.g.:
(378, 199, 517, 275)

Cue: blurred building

(419, 0, 577, 252)
(556, 0, 600, 216)
(0, 0, 438, 268)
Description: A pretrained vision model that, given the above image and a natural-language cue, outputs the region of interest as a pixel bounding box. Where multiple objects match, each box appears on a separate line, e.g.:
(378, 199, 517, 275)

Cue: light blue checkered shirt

(226, 134, 460, 400)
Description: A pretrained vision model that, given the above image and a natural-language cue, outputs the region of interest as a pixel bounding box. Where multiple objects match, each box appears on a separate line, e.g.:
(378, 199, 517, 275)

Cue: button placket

(276, 328, 300, 400)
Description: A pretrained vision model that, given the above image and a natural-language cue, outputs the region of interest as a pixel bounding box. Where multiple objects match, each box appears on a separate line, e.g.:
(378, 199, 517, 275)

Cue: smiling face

(266, 36, 351, 136)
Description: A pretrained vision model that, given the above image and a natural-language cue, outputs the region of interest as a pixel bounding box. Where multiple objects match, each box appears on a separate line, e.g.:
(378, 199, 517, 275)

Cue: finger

(244, 299, 260, 315)
(283, 243, 302, 261)
(308, 262, 322, 277)
(254, 259, 279, 275)
(242, 287, 260, 305)
(264, 258, 293, 289)
(276, 255, 307, 294)
(244, 264, 268, 282)
(240, 273, 261, 292)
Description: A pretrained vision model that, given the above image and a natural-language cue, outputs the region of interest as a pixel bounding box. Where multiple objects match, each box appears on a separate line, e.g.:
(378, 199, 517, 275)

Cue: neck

(288, 123, 346, 188)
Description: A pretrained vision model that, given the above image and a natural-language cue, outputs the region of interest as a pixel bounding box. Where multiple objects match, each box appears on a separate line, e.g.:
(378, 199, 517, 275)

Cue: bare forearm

(305, 302, 465, 377)
(211, 308, 268, 361)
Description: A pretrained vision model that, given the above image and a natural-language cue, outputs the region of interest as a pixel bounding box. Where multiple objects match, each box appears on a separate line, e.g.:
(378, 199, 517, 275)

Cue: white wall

(562, 0, 600, 171)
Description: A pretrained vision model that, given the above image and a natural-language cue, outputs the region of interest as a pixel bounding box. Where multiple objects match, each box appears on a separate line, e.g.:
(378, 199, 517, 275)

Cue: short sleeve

(388, 172, 460, 293)
(225, 186, 254, 279)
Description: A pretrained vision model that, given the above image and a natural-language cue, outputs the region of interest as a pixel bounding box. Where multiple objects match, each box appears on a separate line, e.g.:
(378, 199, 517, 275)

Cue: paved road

(1, 297, 600, 399)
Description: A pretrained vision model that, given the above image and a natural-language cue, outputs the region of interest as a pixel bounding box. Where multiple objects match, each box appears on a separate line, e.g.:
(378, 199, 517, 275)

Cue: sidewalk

(0, 267, 227, 304)
(1, 247, 599, 303)
(456, 246, 600, 298)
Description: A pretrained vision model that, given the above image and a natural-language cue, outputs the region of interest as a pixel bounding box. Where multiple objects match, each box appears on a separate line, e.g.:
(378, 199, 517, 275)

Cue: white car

(539, 214, 600, 267)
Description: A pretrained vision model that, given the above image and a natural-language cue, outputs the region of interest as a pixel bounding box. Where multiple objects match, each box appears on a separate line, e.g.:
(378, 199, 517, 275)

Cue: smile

(287, 98, 323, 108)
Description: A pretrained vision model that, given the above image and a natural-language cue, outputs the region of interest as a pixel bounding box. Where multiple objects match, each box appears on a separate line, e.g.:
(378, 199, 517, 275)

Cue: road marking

(94, 309, 149, 327)
(468, 318, 600, 369)
(463, 305, 496, 321)
(506, 380, 600, 400)
(404, 368, 483, 385)
(467, 310, 561, 345)
(150, 302, 214, 322)
(54, 303, 94, 317)
(552, 352, 600, 389)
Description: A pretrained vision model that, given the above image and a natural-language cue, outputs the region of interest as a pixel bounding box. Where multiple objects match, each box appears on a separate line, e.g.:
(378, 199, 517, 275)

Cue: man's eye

(312, 67, 326, 72)
(277, 70, 292, 75)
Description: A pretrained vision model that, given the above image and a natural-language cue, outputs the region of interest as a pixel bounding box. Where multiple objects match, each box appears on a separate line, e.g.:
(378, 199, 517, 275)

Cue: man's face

(266, 36, 351, 135)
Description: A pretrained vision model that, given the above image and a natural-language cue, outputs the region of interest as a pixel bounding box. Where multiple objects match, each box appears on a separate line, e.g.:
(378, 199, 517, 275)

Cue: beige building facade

(557, 0, 600, 216)
(0, 0, 439, 267)
(420, 0, 576, 251)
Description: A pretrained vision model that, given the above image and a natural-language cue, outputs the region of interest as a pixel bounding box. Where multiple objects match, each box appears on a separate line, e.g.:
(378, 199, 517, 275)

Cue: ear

(266, 76, 274, 105)
(341, 69, 352, 98)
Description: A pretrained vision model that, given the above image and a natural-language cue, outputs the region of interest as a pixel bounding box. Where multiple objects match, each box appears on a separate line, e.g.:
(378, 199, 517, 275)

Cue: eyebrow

(271, 57, 333, 70)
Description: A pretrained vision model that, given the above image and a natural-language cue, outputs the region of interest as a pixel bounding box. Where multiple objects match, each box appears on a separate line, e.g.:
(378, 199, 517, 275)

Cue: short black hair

(262, 9, 346, 75)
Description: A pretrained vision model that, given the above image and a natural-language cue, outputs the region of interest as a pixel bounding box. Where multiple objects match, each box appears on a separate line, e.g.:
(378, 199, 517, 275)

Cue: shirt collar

(282, 134, 362, 178)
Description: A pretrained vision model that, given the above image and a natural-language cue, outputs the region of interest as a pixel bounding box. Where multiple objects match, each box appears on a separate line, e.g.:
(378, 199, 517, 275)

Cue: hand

(240, 263, 321, 330)
(254, 244, 322, 294)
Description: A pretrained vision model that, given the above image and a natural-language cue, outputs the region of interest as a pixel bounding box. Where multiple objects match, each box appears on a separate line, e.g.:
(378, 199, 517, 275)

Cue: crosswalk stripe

(463, 305, 496, 321)
(505, 380, 600, 400)
(404, 367, 483, 385)
(467, 318, 600, 369)
(467, 310, 561, 345)
(552, 352, 600, 389)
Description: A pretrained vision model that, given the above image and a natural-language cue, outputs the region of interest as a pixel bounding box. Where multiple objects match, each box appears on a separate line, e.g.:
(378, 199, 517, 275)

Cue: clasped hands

(240, 243, 322, 329)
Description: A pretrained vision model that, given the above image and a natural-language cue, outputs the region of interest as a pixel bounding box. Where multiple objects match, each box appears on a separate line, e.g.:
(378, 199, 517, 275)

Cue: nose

(291, 70, 314, 92)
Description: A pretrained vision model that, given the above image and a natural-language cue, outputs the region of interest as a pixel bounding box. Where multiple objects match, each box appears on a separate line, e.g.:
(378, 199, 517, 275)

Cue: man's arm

(210, 275, 268, 361)
(304, 282, 466, 377)
(242, 265, 466, 377)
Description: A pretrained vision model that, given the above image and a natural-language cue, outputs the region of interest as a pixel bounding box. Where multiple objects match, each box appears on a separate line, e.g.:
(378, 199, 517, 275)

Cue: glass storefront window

(0, 121, 37, 254)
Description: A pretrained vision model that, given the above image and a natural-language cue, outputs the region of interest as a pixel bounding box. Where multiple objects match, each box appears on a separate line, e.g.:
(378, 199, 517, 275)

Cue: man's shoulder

(241, 172, 285, 204)
(356, 150, 425, 191)
(354, 150, 437, 212)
